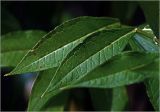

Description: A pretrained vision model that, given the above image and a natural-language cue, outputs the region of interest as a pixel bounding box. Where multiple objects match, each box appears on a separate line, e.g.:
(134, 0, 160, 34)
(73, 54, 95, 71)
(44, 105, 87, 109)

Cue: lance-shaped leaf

(70, 52, 158, 89)
(44, 27, 135, 94)
(7, 16, 120, 75)
(28, 68, 69, 111)
(129, 27, 159, 111)
(29, 51, 158, 110)
(1, 30, 46, 67)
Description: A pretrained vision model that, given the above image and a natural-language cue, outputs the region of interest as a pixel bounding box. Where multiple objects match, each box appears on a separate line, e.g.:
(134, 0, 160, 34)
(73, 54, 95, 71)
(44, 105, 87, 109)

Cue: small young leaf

(1, 30, 46, 67)
(8, 16, 120, 75)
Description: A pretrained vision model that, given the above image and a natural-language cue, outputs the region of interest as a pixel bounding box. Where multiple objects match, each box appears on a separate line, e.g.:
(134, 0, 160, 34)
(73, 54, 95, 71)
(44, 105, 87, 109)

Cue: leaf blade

(27, 68, 68, 111)
(129, 26, 159, 110)
(45, 27, 135, 94)
(1, 30, 46, 67)
(145, 76, 159, 111)
(8, 16, 120, 75)
(71, 52, 158, 89)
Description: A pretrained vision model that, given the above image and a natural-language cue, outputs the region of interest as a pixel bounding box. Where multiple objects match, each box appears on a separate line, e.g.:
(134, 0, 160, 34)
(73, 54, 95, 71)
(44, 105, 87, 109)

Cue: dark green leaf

(1, 30, 46, 67)
(28, 68, 68, 111)
(44, 27, 135, 94)
(72, 52, 158, 89)
(111, 87, 128, 111)
(41, 51, 158, 111)
(145, 76, 159, 111)
(129, 27, 159, 110)
(140, 1, 159, 37)
(90, 86, 128, 111)
(89, 88, 112, 111)
(111, 1, 138, 24)
(1, 7, 21, 35)
(7, 16, 120, 75)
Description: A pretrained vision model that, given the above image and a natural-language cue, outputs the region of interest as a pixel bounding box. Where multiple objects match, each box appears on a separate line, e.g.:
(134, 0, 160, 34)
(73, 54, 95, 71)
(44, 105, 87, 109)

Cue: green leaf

(111, 1, 138, 24)
(129, 27, 159, 110)
(72, 52, 158, 89)
(41, 51, 157, 111)
(140, 1, 159, 37)
(28, 68, 68, 111)
(90, 86, 128, 111)
(111, 87, 128, 111)
(7, 16, 120, 75)
(1, 30, 46, 67)
(44, 27, 135, 94)
(89, 88, 112, 111)
(145, 76, 159, 111)
(1, 7, 21, 35)
(41, 91, 68, 111)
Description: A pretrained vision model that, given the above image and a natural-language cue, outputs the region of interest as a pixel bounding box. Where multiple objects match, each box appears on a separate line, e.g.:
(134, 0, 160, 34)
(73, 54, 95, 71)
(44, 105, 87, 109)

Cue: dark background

(1, 1, 156, 111)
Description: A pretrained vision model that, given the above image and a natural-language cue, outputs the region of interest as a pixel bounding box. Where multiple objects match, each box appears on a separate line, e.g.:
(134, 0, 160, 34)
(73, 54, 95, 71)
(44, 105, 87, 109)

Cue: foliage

(1, 1, 159, 111)
(1, 16, 159, 111)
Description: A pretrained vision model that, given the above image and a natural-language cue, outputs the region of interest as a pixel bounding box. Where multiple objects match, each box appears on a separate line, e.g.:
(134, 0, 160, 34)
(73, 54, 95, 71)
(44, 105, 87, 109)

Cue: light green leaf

(28, 68, 68, 111)
(1, 30, 46, 67)
(7, 16, 120, 75)
(44, 27, 135, 94)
